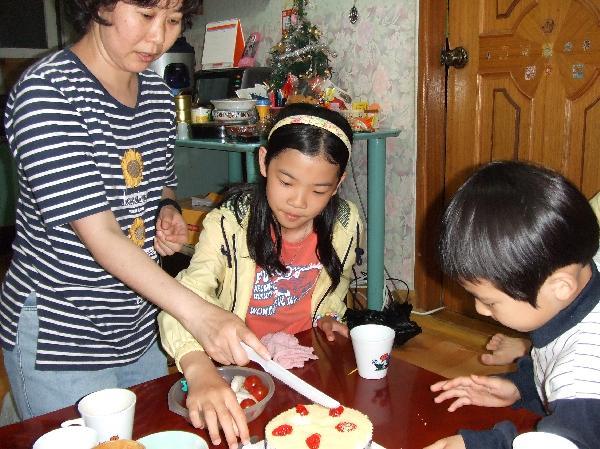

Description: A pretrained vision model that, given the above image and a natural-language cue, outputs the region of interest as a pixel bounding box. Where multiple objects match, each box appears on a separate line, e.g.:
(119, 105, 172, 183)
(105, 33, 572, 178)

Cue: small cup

(62, 388, 137, 443)
(33, 426, 98, 449)
(512, 432, 578, 448)
(350, 324, 395, 379)
(191, 107, 210, 124)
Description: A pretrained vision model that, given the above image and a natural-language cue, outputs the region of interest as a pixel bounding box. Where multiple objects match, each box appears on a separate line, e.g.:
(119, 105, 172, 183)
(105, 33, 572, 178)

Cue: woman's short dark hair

(67, 0, 200, 35)
(439, 160, 599, 305)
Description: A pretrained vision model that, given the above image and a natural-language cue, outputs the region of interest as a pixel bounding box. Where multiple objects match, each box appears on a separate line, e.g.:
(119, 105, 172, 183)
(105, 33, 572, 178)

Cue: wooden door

(415, 0, 600, 318)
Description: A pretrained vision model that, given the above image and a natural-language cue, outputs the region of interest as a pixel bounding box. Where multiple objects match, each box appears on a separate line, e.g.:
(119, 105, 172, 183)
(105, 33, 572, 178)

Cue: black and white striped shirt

(1, 49, 177, 369)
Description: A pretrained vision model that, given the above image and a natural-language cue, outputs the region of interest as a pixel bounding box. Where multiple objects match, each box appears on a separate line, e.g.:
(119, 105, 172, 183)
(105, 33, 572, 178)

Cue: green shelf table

(175, 128, 400, 311)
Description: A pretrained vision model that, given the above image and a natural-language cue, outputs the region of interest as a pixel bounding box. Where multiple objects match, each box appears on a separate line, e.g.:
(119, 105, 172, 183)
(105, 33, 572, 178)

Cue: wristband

(156, 198, 182, 216)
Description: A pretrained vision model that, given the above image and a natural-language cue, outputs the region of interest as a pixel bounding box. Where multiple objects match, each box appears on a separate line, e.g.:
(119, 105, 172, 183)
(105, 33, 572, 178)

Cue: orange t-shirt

(246, 232, 321, 339)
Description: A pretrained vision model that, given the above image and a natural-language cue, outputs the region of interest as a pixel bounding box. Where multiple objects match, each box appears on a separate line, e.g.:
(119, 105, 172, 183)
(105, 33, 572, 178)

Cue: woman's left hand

(317, 317, 349, 341)
(154, 204, 187, 255)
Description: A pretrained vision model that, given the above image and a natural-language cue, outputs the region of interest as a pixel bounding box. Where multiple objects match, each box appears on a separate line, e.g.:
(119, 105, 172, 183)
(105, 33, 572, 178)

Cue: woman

(0, 0, 266, 438)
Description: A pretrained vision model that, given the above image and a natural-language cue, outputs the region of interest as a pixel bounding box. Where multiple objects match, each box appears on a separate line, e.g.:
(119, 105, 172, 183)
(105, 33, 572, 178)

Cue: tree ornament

(349, 0, 359, 24)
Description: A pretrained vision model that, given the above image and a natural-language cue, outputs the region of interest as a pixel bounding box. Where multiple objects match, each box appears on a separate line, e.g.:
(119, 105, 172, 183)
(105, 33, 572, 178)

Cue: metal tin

(174, 94, 192, 111)
(176, 109, 192, 123)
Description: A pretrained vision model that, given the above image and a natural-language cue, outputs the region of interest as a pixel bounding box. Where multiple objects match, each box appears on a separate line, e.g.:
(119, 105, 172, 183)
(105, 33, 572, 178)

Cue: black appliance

(193, 67, 271, 106)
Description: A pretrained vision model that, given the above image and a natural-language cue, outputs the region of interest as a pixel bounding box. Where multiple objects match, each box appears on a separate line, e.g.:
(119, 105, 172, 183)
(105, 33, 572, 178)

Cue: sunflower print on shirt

(121, 148, 143, 188)
(129, 217, 146, 247)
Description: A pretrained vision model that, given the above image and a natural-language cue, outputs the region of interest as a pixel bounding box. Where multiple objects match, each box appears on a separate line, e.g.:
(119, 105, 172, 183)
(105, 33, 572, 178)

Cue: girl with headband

(159, 103, 363, 448)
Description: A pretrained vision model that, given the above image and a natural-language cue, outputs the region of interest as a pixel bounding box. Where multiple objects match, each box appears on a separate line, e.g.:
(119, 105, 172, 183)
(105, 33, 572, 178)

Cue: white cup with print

(32, 425, 98, 449)
(62, 388, 136, 443)
(513, 432, 578, 448)
(350, 324, 395, 379)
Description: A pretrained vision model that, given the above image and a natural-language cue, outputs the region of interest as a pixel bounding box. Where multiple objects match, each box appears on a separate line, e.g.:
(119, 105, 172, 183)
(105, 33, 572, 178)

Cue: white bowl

(211, 98, 257, 111)
(138, 431, 207, 449)
(212, 108, 257, 122)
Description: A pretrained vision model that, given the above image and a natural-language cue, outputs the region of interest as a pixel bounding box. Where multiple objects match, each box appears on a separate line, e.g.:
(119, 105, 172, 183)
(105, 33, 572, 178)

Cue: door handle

(441, 46, 469, 68)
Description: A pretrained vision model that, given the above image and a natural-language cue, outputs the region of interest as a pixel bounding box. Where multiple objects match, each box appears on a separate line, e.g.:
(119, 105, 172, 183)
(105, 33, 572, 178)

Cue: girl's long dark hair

(224, 103, 352, 290)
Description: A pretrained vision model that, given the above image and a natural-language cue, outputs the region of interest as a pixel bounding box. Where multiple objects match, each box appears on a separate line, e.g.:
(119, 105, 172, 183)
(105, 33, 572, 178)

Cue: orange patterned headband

(268, 114, 352, 154)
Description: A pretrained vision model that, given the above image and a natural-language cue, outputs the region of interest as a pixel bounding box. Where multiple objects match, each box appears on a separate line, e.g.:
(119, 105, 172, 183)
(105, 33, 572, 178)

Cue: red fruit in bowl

(251, 384, 268, 401)
(244, 375, 262, 391)
(240, 398, 256, 409)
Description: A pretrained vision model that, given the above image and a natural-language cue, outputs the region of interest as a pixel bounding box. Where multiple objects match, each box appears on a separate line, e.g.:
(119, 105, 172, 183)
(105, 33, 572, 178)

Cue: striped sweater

(1, 49, 177, 369)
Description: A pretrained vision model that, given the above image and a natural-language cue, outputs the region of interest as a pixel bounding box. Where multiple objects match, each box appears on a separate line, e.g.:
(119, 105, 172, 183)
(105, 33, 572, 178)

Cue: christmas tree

(267, 0, 335, 97)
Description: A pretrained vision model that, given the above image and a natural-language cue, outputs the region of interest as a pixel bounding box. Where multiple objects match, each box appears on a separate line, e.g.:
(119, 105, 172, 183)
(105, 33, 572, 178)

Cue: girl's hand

(154, 204, 187, 256)
(183, 356, 249, 449)
(317, 317, 349, 341)
(423, 435, 466, 449)
(430, 374, 521, 412)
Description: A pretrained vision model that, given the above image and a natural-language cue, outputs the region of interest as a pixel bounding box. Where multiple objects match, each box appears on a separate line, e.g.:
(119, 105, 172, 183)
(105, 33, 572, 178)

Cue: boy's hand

(430, 374, 521, 412)
(184, 362, 249, 449)
(423, 435, 466, 449)
(154, 205, 187, 256)
(317, 317, 349, 341)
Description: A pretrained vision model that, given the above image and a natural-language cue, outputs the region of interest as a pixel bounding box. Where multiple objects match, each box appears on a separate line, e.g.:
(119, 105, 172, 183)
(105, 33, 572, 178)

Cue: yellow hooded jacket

(159, 195, 364, 370)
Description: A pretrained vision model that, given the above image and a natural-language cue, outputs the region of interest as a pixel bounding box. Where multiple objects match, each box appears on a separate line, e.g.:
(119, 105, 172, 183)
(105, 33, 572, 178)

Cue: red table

(0, 329, 539, 449)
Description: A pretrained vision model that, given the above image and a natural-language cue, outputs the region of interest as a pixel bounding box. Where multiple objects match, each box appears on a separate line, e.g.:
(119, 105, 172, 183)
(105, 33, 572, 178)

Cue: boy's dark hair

(67, 0, 200, 35)
(224, 103, 353, 291)
(439, 160, 599, 305)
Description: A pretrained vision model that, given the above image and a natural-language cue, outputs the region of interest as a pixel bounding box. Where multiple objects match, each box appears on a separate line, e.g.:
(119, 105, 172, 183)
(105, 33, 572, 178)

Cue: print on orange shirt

(246, 232, 321, 338)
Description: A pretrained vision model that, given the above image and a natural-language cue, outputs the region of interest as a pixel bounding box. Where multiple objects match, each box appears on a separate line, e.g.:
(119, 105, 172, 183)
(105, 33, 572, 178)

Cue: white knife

(241, 342, 340, 409)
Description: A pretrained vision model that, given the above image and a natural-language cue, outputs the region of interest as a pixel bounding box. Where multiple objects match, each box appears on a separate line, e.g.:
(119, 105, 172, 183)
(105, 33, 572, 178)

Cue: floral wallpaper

(186, 0, 418, 291)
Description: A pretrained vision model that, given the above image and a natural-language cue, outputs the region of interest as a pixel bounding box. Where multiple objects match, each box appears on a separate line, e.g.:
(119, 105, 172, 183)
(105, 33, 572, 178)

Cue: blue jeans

(2, 293, 167, 421)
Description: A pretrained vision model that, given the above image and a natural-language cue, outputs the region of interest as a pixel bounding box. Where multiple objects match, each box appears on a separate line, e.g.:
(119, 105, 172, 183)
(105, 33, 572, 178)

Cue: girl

(159, 103, 363, 448)
(1, 0, 265, 427)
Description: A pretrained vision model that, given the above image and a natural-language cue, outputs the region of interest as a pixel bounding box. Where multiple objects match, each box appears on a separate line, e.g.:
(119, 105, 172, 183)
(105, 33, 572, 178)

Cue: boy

(425, 161, 600, 449)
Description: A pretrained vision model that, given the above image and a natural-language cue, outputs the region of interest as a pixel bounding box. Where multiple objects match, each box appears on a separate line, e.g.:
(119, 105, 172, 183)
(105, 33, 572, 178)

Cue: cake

(265, 404, 373, 449)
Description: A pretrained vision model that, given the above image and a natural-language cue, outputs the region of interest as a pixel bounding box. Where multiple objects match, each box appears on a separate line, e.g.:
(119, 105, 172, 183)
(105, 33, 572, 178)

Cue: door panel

(443, 0, 600, 318)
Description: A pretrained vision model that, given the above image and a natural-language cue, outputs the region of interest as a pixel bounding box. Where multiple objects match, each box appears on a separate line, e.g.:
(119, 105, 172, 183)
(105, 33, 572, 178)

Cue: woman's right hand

(182, 352, 250, 449)
(181, 300, 270, 365)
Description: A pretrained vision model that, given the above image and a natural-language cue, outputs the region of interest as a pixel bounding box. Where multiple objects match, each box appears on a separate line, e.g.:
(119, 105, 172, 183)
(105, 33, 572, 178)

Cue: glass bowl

(225, 124, 260, 143)
(167, 366, 275, 423)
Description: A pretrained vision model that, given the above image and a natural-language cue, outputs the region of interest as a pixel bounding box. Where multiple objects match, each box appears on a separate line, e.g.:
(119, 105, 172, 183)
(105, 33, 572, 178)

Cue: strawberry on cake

(265, 404, 373, 449)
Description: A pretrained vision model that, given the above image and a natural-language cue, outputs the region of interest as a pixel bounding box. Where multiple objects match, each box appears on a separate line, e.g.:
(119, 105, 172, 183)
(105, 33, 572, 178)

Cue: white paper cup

(191, 107, 210, 124)
(33, 426, 98, 449)
(350, 324, 395, 379)
(513, 432, 578, 448)
(62, 388, 136, 443)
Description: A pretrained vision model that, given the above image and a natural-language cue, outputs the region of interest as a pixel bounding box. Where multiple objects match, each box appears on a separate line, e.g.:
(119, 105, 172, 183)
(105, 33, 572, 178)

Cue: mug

(62, 388, 137, 443)
(33, 426, 98, 449)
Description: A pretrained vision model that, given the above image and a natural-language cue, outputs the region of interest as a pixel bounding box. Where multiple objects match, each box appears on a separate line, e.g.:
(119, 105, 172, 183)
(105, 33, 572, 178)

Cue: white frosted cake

(265, 404, 373, 449)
